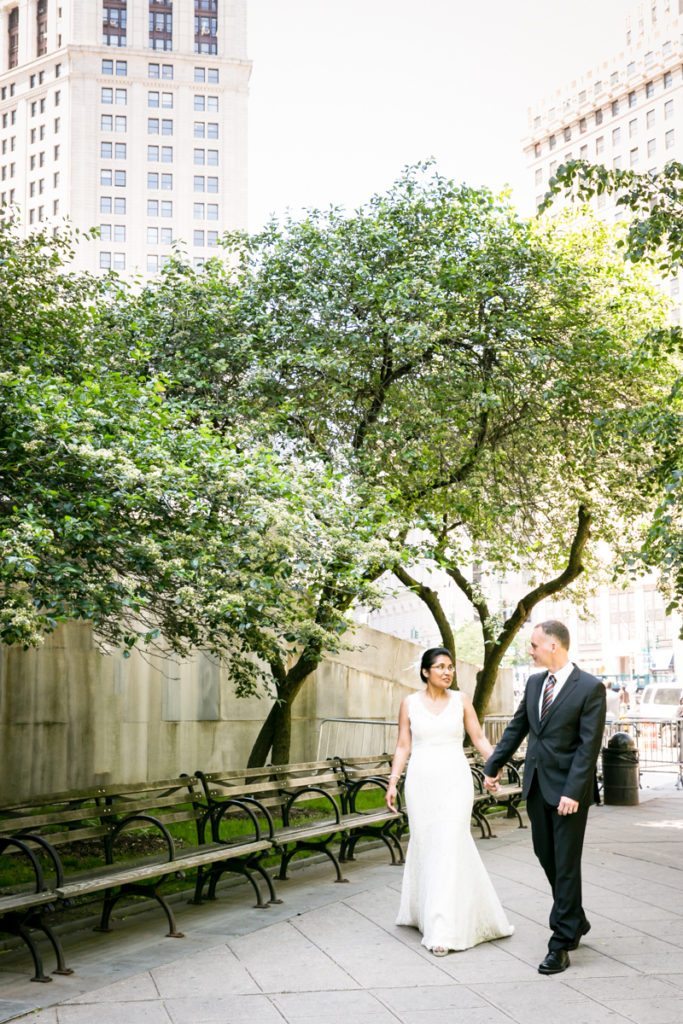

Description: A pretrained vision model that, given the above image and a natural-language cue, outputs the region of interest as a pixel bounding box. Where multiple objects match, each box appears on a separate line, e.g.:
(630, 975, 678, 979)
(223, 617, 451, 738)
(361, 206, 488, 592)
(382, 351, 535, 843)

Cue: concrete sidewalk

(2, 785, 682, 1024)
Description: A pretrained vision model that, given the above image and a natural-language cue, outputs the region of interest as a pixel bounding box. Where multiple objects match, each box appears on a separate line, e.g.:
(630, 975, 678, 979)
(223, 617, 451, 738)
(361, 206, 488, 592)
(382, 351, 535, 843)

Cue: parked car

(637, 684, 683, 722)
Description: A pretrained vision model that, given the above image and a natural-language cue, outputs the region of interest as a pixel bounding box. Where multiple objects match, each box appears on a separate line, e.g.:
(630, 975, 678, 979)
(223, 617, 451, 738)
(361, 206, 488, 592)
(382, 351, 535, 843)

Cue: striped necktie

(540, 673, 556, 720)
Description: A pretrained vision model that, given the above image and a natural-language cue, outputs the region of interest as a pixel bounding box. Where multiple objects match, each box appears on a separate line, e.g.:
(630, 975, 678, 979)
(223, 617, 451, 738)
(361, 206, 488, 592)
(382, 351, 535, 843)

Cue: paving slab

(2, 783, 682, 1024)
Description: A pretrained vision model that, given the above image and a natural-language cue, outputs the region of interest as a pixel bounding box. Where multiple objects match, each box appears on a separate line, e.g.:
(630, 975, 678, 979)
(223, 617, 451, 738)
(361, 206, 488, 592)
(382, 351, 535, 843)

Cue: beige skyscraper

(524, 0, 683, 687)
(525, 0, 683, 325)
(0, 1, 251, 273)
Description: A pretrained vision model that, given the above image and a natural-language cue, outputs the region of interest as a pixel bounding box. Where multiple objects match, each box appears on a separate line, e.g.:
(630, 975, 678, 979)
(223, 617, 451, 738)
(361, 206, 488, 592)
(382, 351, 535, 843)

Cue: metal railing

(317, 715, 683, 788)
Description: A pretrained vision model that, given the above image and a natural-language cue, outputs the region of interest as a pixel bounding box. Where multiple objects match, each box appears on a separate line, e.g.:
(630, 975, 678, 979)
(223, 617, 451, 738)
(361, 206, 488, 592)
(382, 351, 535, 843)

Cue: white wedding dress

(396, 690, 514, 951)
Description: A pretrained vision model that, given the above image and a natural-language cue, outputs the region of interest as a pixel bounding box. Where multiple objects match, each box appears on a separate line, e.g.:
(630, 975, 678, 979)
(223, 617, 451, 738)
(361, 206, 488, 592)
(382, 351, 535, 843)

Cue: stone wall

(0, 622, 514, 802)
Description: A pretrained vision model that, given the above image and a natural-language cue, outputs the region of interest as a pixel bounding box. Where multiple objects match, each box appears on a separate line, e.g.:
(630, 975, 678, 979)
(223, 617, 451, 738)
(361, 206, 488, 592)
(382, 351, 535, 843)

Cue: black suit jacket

(484, 665, 606, 807)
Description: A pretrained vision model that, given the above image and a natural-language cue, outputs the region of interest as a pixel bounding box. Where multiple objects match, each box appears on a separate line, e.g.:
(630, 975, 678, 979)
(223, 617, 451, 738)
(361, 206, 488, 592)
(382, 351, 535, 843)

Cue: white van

(637, 684, 683, 721)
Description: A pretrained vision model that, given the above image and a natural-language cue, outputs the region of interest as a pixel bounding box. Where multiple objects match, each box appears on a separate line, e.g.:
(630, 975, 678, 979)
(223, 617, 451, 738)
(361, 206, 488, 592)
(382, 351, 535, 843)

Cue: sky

(246, 0, 636, 230)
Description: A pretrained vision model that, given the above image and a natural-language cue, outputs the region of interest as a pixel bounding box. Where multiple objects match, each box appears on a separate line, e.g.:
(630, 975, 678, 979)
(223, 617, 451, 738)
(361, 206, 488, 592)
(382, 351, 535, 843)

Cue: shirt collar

(548, 661, 574, 687)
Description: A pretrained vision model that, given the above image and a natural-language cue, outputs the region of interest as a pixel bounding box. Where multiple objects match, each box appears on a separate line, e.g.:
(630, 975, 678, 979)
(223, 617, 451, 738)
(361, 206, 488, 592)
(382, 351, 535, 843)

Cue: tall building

(0, 1, 251, 274)
(525, 0, 683, 321)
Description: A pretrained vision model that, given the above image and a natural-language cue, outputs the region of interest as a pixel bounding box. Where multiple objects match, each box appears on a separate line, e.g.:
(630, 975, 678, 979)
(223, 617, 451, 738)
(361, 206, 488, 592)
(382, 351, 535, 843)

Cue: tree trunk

(247, 700, 281, 768)
(246, 645, 325, 766)
(470, 505, 593, 718)
(271, 701, 292, 764)
(393, 564, 459, 688)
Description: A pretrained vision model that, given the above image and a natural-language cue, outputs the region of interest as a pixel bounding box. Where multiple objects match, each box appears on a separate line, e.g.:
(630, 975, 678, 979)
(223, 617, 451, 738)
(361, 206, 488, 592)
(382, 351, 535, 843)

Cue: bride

(386, 647, 514, 955)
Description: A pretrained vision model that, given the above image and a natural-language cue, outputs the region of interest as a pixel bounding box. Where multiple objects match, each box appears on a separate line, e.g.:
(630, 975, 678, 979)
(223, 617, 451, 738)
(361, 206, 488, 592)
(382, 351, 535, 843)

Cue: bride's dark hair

(420, 647, 454, 682)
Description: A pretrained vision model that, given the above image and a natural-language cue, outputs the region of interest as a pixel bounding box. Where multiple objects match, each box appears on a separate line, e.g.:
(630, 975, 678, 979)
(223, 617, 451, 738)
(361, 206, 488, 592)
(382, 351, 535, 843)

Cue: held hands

(483, 773, 501, 793)
(557, 796, 579, 816)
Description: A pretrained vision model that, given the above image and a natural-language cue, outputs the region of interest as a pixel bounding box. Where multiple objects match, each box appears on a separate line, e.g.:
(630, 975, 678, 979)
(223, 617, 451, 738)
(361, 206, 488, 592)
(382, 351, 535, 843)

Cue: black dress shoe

(568, 921, 591, 951)
(538, 949, 570, 975)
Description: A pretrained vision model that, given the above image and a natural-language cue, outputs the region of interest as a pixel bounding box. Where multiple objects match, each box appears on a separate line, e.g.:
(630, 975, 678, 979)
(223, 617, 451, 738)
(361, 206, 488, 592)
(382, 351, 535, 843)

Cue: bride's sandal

(431, 946, 449, 957)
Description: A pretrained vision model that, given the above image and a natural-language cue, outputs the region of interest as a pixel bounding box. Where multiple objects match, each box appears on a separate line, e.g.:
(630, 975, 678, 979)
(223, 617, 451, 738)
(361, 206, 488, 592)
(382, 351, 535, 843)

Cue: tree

(111, 165, 676, 754)
(540, 159, 683, 619)
(0, 224, 386, 706)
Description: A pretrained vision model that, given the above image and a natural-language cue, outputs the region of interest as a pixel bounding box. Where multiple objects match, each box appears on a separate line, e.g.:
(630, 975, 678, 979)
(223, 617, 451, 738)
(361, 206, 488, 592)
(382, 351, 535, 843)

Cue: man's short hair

(537, 620, 570, 650)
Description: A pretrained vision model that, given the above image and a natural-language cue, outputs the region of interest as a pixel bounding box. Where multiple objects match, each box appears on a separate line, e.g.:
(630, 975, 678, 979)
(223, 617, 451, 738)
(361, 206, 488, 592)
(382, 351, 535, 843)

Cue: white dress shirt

(537, 661, 575, 718)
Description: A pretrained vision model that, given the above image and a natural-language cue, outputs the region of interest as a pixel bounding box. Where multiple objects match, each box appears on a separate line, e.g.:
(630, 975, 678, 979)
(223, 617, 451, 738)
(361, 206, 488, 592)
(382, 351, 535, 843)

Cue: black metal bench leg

(248, 858, 282, 905)
(189, 865, 208, 904)
(210, 862, 270, 910)
(16, 922, 52, 984)
(36, 919, 73, 976)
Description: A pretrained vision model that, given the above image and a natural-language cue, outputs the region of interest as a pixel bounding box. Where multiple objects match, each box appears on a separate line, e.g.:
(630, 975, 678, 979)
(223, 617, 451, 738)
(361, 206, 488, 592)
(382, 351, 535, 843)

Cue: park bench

(469, 757, 526, 837)
(196, 759, 404, 885)
(332, 754, 406, 864)
(0, 775, 272, 983)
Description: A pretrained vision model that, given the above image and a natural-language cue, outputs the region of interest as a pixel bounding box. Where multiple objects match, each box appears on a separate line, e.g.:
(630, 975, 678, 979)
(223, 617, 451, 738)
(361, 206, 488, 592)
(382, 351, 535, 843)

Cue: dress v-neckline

(419, 691, 452, 717)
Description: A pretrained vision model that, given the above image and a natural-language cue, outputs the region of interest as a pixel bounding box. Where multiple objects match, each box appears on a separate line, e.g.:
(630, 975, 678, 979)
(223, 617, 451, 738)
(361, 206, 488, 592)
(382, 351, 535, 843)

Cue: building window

(646, 80, 655, 97)
(579, 144, 588, 159)
(646, 108, 655, 129)
(148, 91, 160, 107)
(148, 118, 160, 133)
(101, 196, 113, 213)
(102, 60, 114, 75)
(665, 99, 674, 120)
(147, 255, 160, 272)
(647, 137, 656, 157)
(101, 142, 113, 158)
(548, 134, 556, 150)
(628, 90, 637, 108)
(666, 128, 675, 149)
(162, 63, 173, 79)
(195, 1, 218, 54)
(161, 145, 173, 162)
(149, 1, 173, 51)
(103, 1, 128, 47)
(37, 0, 48, 56)
(563, 126, 571, 142)
(534, 142, 541, 158)
(100, 252, 112, 269)
(193, 202, 204, 218)
(113, 253, 125, 270)
(115, 115, 127, 131)
(115, 88, 127, 104)
(664, 70, 673, 89)
(193, 229, 204, 246)
(115, 142, 126, 158)
(595, 109, 603, 126)
(579, 117, 586, 133)
(629, 119, 638, 138)
(8, 7, 19, 69)
(629, 147, 639, 166)
(101, 87, 113, 104)
(613, 156, 622, 170)
(207, 231, 218, 246)
(612, 127, 621, 146)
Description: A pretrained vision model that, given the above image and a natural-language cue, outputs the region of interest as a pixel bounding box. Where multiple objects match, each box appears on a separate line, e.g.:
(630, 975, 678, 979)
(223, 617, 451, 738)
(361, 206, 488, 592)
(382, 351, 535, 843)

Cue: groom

(484, 620, 606, 975)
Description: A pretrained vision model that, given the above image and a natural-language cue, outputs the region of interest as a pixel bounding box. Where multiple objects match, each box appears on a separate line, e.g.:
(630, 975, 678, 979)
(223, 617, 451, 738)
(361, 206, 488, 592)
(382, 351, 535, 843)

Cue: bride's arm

(386, 698, 411, 811)
(462, 693, 494, 761)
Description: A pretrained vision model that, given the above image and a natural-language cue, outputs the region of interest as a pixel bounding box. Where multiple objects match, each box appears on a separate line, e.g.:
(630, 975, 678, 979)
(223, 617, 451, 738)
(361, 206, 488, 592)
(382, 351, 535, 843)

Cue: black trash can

(602, 732, 639, 806)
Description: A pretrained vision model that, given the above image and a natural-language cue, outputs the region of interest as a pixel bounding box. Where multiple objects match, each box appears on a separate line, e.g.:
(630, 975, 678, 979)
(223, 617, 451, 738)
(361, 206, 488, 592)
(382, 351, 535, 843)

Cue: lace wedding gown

(396, 690, 514, 951)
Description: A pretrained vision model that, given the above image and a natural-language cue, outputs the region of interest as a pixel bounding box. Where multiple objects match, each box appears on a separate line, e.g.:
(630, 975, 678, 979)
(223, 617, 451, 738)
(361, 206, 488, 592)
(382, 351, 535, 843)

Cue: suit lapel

(539, 665, 579, 728)
(529, 673, 545, 731)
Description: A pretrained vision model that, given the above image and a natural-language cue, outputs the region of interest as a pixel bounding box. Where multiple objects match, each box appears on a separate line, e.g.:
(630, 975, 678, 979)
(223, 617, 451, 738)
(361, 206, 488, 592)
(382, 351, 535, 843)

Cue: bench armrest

(346, 777, 403, 814)
(211, 797, 272, 843)
(109, 813, 175, 863)
(282, 786, 341, 826)
(0, 835, 57, 893)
